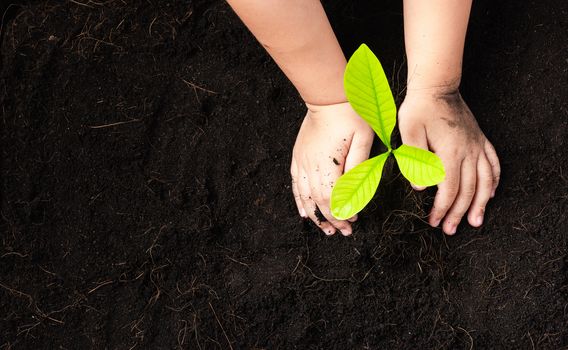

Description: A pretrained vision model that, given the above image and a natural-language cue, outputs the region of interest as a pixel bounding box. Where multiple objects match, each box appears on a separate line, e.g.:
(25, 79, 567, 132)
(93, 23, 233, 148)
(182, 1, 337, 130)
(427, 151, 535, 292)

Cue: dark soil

(1, 0, 567, 348)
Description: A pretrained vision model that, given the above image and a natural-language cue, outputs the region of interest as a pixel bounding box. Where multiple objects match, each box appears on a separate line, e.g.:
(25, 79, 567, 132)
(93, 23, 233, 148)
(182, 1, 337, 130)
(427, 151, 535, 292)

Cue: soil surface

(1, 0, 567, 349)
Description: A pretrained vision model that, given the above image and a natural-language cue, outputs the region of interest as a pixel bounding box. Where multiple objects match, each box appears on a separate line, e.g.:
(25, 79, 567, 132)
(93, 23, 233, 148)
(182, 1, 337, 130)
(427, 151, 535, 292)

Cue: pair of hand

(290, 91, 500, 236)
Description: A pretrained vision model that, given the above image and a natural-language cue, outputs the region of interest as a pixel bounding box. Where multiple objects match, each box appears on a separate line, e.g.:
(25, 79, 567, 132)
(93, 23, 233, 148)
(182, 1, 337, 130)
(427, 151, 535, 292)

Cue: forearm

(226, 0, 346, 105)
(403, 0, 472, 93)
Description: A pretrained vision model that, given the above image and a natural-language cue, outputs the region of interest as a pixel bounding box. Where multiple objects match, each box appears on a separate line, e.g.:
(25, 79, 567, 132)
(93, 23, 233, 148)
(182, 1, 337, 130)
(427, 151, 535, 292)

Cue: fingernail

(325, 229, 335, 236)
(476, 215, 484, 226)
(299, 208, 307, 218)
(491, 190, 495, 198)
(340, 229, 352, 236)
(431, 218, 441, 227)
(448, 225, 457, 235)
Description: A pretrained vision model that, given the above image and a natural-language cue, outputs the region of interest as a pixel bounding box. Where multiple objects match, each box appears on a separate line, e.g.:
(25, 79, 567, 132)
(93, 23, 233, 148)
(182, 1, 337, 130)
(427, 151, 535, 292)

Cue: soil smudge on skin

(440, 116, 459, 129)
(437, 91, 482, 141)
(332, 157, 340, 165)
(314, 205, 328, 223)
(436, 90, 463, 121)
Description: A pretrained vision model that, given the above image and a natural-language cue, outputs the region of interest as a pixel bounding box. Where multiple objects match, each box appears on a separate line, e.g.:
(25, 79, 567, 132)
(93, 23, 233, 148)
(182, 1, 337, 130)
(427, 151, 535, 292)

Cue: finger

(400, 125, 429, 191)
(312, 162, 353, 235)
(343, 131, 373, 173)
(292, 179, 306, 218)
(335, 133, 371, 224)
(290, 158, 306, 218)
(429, 158, 461, 229)
(297, 170, 335, 235)
(484, 140, 501, 197)
(443, 159, 477, 235)
(312, 189, 353, 236)
(467, 153, 493, 227)
(304, 198, 336, 236)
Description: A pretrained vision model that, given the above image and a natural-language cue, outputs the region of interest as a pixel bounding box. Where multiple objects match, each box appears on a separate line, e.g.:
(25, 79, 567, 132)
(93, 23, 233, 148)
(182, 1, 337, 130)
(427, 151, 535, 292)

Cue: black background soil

(1, 0, 567, 348)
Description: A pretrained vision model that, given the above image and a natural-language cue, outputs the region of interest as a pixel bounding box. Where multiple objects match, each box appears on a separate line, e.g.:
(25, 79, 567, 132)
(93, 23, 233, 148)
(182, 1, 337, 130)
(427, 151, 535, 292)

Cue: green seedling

(330, 44, 446, 220)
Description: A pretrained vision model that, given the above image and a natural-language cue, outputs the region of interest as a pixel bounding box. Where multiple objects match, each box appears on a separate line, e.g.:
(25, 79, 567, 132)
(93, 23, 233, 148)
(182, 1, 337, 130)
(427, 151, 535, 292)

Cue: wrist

(405, 59, 462, 95)
(302, 91, 348, 107)
(295, 58, 348, 106)
(305, 100, 348, 110)
(405, 77, 461, 99)
(401, 88, 463, 115)
(305, 100, 350, 115)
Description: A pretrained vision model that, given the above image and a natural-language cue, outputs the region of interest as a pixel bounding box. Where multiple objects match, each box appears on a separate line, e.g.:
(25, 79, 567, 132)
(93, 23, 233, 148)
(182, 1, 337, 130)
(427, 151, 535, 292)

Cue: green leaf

(331, 152, 390, 220)
(344, 44, 397, 149)
(392, 144, 445, 187)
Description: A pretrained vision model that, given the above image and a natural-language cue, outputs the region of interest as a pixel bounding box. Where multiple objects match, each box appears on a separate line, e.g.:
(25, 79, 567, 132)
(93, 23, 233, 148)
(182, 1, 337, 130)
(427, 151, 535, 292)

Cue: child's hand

(291, 102, 374, 236)
(398, 90, 501, 235)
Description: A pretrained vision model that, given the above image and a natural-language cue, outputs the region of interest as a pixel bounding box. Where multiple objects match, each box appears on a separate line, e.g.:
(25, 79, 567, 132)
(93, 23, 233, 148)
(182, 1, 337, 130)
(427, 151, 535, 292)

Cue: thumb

(400, 126, 429, 191)
(341, 132, 373, 223)
(344, 132, 373, 173)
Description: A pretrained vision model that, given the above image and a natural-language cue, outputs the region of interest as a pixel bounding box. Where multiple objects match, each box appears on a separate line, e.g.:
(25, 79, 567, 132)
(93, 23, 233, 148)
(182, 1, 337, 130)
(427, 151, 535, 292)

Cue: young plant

(330, 44, 445, 220)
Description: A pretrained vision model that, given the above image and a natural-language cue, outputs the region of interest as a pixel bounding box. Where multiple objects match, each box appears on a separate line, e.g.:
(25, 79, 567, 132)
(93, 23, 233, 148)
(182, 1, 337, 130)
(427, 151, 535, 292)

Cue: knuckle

(466, 146, 480, 157)
(446, 147, 462, 159)
(482, 173, 494, 186)
(432, 203, 451, 216)
(311, 193, 323, 203)
(443, 183, 460, 196)
(448, 212, 465, 223)
(333, 220, 348, 229)
(462, 186, 476, 198)
(314, 190, 330, 203)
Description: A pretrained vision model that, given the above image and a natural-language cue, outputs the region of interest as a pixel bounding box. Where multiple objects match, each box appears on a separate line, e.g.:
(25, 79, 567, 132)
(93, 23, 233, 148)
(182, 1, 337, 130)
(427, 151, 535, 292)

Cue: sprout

(331, 44, 445, 220)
